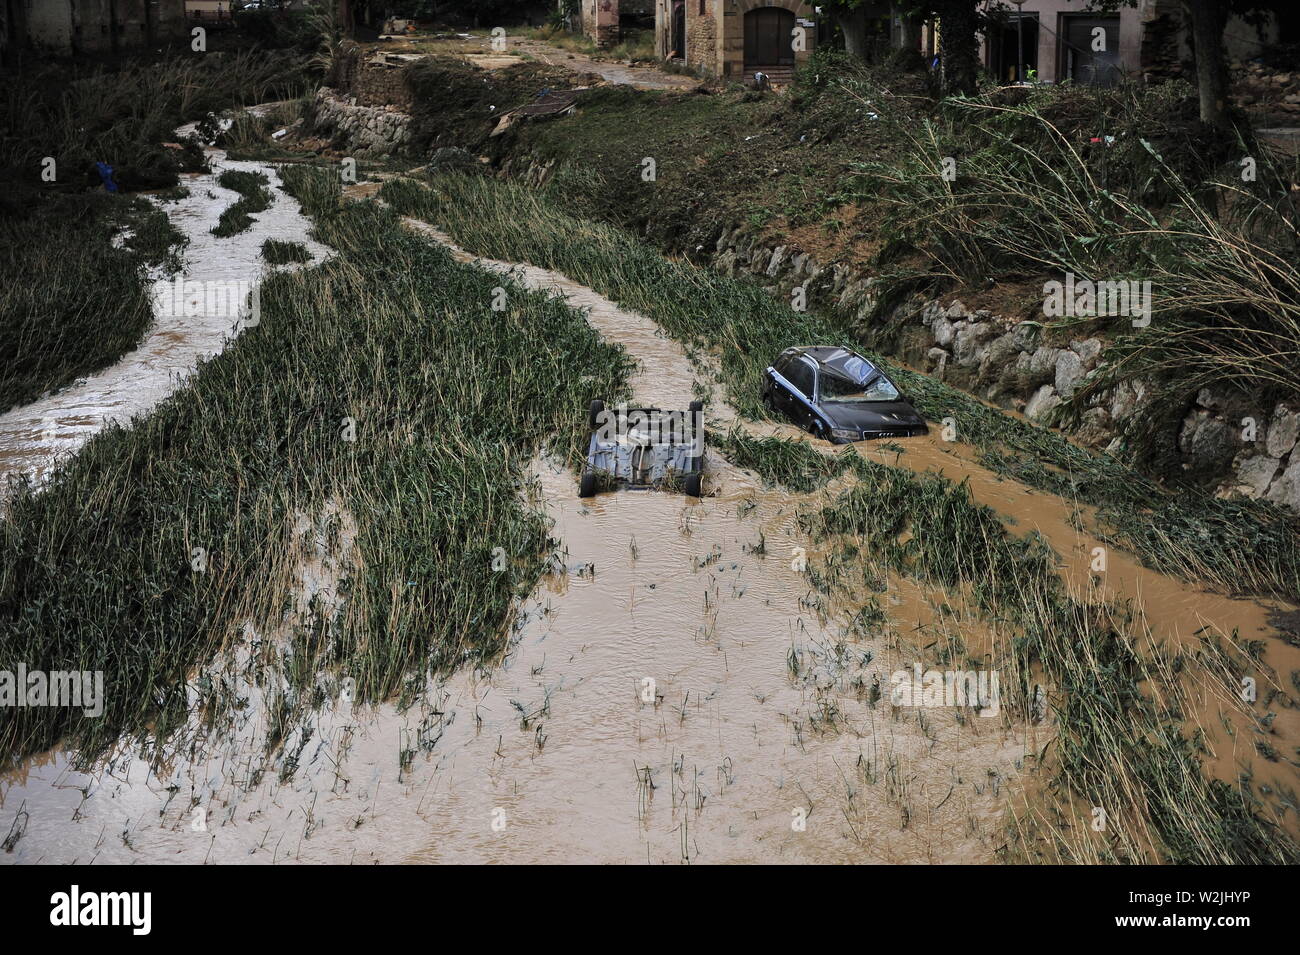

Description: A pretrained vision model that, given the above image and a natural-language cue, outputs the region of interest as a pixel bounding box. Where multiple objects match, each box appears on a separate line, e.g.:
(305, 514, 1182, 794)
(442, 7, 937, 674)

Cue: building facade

(654, 0, 816, 81)
(581, 0, 620, 47)
(2, 0, 189, 56)
(979, 0, 1286, 87)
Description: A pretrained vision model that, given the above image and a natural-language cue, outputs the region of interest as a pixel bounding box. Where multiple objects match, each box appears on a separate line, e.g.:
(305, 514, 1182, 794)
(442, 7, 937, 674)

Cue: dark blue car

(762, 346, 928, 443)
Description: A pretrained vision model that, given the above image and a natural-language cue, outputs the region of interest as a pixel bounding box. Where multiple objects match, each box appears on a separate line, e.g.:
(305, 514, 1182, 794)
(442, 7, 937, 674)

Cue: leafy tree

(817, 0, 875, 60)
(1077, 0, 1291, 129)
(930, 0, 980, 95)
(819, 0, 977, 95)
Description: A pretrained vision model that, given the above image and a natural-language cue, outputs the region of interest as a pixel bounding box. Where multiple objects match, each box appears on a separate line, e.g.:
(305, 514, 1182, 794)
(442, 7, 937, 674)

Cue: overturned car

(762, 346, 928, 443)
(579, 400, 705, 498)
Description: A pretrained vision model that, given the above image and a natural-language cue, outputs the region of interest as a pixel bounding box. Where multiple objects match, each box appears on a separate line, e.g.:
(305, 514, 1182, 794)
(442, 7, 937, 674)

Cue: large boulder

(1054, 350, 1086, 398)
(978, 332, 1024, 385)
(1027, 346, 1061, 384)
(1266, 402, 1300, 459)
(766, 246, 787, 277)
(1178, 410, 1237, 472)
(1074, 407, 1113, 447)
(1025, 384, 1062, 422)
(1265, 456, 1300, 510)
(1108, 378, 1150, 422)
(1071, 337, 1103, 366)
(1235, 454, 1283, 498)
(952, 323, 984, 367)
(932, 315, 956, 347)
(1011, 322, 1041, 352)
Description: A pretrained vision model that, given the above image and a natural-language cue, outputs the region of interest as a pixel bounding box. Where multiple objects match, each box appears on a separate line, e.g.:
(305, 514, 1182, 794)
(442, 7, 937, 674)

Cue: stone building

(2, 0, 188, 57)
(654, 0, 816, 82)
(581, 0, 620, 47)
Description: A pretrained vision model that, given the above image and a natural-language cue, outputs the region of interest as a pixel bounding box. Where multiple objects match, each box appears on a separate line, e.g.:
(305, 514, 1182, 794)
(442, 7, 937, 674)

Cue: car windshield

(819, 370, 900, 403)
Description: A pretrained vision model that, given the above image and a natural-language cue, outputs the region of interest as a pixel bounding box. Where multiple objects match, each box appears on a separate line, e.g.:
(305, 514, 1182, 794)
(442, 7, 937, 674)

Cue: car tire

(684, 472, 702, 497)
(587, 399, 605, 430)
(579, 470, 597, 498)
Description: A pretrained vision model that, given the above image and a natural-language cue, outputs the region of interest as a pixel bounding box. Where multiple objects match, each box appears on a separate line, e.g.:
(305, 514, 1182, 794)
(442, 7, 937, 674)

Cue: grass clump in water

(261, 238, 312, 265)
(211, 170, 273, 237)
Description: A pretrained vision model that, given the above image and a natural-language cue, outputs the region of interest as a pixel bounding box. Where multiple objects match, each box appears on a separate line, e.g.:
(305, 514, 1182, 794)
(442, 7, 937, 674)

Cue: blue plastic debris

(95, 161, 119, 193)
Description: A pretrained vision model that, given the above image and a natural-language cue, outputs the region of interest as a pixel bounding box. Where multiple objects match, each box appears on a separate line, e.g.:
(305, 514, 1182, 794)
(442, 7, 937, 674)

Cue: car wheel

(588, 399, 605, 430)
(579, 470, 597, 498)
(684, 472, 702, 497)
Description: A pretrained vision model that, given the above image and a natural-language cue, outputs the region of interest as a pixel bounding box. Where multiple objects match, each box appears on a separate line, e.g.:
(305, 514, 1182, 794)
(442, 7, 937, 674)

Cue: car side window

(786, 359, 814, 397)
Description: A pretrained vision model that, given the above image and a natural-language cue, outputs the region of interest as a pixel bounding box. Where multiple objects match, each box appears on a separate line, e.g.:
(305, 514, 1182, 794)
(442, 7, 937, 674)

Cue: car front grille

(861, 429, 918, 440)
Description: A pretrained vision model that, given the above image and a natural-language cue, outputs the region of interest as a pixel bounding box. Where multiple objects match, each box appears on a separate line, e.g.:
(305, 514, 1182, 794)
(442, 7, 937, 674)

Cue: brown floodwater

(0, 191, 1293, 864)
(747, 413, 1300, 841)
(0, 222, 1034, 864)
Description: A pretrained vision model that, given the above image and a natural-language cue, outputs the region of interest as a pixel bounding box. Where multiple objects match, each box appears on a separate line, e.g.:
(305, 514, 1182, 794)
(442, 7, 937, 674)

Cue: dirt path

(507, 38, 699, 91)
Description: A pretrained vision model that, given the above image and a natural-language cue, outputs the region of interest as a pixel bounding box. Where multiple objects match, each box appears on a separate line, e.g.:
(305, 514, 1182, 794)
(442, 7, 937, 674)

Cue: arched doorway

(672, 0, 685, 59)
(744, 7, 796, 77)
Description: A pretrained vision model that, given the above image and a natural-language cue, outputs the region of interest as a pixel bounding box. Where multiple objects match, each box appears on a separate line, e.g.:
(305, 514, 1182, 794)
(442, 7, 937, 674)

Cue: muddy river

(1, 166, 1295, 863)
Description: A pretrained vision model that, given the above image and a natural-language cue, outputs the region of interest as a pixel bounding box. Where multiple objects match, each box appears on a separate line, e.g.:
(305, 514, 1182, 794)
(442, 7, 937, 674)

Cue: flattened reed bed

(380, 173, 1300, 601)
(0, 49, 309, 414)
(0, 194, 186, 413)
(713, 427, 1299, 864)
(0, 165, 634, 768)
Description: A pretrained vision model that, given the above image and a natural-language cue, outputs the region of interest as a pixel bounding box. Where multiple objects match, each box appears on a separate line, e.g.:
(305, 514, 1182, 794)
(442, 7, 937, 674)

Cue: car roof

(781, 346, 877, 382)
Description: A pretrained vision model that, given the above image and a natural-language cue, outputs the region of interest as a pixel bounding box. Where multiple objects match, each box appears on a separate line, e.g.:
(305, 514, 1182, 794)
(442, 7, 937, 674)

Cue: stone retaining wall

(704, 222, 1300, 511)
(311, 88, 411, 157)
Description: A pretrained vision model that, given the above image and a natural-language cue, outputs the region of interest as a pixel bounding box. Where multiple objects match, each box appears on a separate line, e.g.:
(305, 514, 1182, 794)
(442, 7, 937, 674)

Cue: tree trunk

(937, 0, 979, 96)
(1185, 0, 1230, 129)
(896, 10, 922, 53)
(836, 6, 868, 60)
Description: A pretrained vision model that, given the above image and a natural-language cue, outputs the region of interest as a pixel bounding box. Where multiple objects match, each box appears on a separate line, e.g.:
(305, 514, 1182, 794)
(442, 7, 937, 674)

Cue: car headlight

(830, 428, 859, 442)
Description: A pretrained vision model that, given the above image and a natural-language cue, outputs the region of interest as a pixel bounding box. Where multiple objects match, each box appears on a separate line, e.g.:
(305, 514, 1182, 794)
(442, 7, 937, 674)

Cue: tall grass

(0, 166, 633, 767)
(0, 194, 184, 412)
(714, 428, 1298, 864)
(847, 91, 1300, 426)
(1, 50, 310, 192)
(380, 173, 1300, 600)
